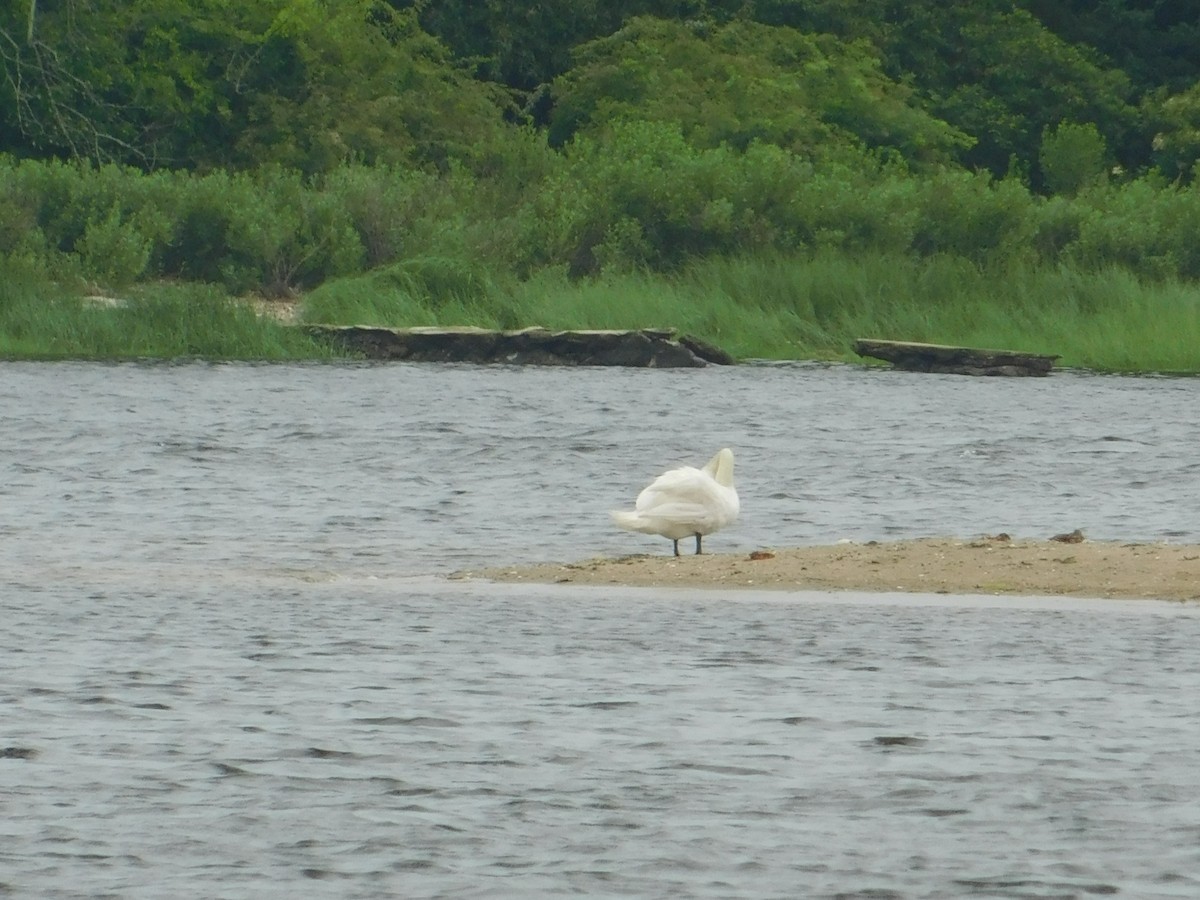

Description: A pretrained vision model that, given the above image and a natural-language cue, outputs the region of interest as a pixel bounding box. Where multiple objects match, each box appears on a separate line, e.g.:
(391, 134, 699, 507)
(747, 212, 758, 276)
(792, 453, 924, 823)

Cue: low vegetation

(1, 3, 1198, 371)
(300, 253, 1200, 372)
(0, 268, 335, 360)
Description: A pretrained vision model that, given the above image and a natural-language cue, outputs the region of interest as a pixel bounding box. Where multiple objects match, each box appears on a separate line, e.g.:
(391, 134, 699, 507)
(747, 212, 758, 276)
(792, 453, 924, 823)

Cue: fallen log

(854, 338, 1059, 376)
(304, 325, 735, 367)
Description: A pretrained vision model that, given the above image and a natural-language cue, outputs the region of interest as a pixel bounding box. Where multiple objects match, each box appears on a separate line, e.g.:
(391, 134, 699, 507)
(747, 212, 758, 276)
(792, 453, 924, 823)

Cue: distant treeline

(2, 1, 1199, 298)
(3, 2, 1198, 182)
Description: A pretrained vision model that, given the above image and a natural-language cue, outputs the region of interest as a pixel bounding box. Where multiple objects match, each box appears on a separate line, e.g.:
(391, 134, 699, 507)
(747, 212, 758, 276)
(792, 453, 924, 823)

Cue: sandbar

(468, 535, 1200, 602)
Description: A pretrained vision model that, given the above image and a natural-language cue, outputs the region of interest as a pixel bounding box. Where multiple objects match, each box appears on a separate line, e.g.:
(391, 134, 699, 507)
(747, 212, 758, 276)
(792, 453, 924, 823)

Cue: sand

(467, 534, 1200, 602)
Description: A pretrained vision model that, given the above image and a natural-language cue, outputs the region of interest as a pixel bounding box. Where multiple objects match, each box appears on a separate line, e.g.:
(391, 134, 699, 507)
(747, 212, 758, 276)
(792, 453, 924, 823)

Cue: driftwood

(304, 325, 736, 368)
(854, 339, 1059, 376)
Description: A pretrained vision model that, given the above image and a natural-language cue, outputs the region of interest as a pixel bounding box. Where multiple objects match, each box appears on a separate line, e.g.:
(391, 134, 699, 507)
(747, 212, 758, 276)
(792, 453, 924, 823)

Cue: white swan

(611, 448, 739, 556)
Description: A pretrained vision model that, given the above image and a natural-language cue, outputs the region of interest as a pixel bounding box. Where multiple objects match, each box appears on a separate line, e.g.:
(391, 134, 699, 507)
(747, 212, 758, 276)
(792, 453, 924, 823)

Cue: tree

(0, 0, 511, 172)
(389, 0, 747, 98)
(863, 4, 1138, 180)
(224, 1, 512, 173)
(1023, 0, 1200, 96)
(1039, 121, 1108, 196)
(548, 16, 972, 169)
(2, 0, 143, 163)
(1148, 84, 1200, 182)
(736, 1, 1144, 180)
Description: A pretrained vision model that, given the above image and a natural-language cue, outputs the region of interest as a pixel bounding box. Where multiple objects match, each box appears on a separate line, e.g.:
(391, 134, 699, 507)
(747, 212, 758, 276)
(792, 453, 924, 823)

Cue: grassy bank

(3, 252, 1198, 372)
(0, 267, 337, 360)
(300, 252, 1200, 373)
(4, 155, 1200, 371)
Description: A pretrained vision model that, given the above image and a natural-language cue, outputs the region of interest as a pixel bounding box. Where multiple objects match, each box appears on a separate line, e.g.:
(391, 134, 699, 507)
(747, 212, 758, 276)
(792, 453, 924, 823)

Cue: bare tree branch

(0, 20, 148, 165)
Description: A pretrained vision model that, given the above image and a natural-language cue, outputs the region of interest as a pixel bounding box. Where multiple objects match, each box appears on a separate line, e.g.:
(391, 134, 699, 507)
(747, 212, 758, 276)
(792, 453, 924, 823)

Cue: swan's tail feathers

(611, 509, 647, 533)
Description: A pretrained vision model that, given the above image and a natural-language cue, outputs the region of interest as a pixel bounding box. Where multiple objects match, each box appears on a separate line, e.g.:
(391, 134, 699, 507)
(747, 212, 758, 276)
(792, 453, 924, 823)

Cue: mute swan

(611, 448, 739, 556)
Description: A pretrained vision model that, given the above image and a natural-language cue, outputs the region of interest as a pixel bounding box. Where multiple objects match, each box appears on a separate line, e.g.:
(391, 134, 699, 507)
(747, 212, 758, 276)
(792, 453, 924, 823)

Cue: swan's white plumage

(611, 448, 739, 555)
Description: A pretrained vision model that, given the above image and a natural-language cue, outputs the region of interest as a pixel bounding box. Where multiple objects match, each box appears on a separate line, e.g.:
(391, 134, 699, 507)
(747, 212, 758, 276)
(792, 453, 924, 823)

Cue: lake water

(3, 360, 1200, 898)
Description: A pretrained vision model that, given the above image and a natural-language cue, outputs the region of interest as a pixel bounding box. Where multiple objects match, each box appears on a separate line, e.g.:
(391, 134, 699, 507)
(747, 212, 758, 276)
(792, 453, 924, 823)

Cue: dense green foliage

(2, 1, 1200, 368)
(7, 1, 1196, 180)
(6, 147, 1200, 291)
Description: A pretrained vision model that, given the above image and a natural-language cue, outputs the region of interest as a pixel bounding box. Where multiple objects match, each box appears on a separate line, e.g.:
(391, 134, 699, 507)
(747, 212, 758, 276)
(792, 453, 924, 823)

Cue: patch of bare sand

(464, 535, 1200, 601)
(248, 296, 301, 323)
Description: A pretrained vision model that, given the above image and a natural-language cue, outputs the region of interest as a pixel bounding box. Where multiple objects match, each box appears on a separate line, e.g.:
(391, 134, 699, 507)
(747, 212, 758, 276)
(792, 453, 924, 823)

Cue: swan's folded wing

(614, 501, 718, 539)
(645, 498, 719, 524)
(634, 467, 711, 512)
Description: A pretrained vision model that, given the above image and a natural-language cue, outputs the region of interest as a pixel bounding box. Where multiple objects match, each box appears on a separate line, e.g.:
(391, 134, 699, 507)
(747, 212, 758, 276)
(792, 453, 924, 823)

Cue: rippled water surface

(3, 360, 1200, 898)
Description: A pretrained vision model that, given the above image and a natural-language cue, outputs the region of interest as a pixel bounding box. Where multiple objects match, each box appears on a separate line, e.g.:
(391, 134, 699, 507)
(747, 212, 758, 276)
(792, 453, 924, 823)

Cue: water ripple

(4, 361, 1200, 897)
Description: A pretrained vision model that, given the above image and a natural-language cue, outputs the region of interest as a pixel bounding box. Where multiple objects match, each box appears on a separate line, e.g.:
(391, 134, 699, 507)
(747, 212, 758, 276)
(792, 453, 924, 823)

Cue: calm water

(3, 360, 1200, 898)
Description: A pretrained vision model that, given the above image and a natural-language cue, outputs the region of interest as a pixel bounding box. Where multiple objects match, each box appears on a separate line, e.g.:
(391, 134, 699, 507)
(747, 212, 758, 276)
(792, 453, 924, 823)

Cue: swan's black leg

(672, 538, 681, 557)
(694, 533, 703, 554)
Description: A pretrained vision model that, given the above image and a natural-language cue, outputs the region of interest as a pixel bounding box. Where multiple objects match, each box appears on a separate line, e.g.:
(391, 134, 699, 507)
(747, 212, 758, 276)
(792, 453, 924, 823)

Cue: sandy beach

(468, 534, 1200, 602)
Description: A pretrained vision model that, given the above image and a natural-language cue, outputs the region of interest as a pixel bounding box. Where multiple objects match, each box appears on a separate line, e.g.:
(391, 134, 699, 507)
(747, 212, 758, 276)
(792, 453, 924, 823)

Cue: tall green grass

(299, 251, 1200, 372)
(681, 253, 1200, 371)
(301, 256, 510, 328)
(0, 274, 336, 360)
(5, 251, 1199, 371)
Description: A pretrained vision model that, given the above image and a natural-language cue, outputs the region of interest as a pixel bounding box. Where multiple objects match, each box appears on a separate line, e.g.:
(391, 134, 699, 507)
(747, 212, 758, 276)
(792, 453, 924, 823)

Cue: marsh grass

(0, 277, 336, 360)
(4, 251, 1199, 371)
(303, 251, 1200, 371)
(300, 258, 503, 329)
(771, 254, 1200, 372)
(518, 254, 1200, 371)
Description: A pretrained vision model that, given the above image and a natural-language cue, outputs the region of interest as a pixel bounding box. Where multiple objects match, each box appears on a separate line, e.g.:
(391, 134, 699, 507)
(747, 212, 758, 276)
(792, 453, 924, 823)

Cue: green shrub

(1040, 121, 1108, 196)
(77, 205, 153, 288)
(322, 163, 446, 268)
(1068, 177, 1200, 279)
(158, 170, 245, 285)
(220, 167, 364, 297)
(910, 170, 1035, 262)
(1028, 195, 1097, 263)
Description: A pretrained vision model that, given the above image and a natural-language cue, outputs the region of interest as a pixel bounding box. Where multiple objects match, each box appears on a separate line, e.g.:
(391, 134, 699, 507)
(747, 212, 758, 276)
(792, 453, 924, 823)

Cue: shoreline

(465, 536, 1200, 602)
